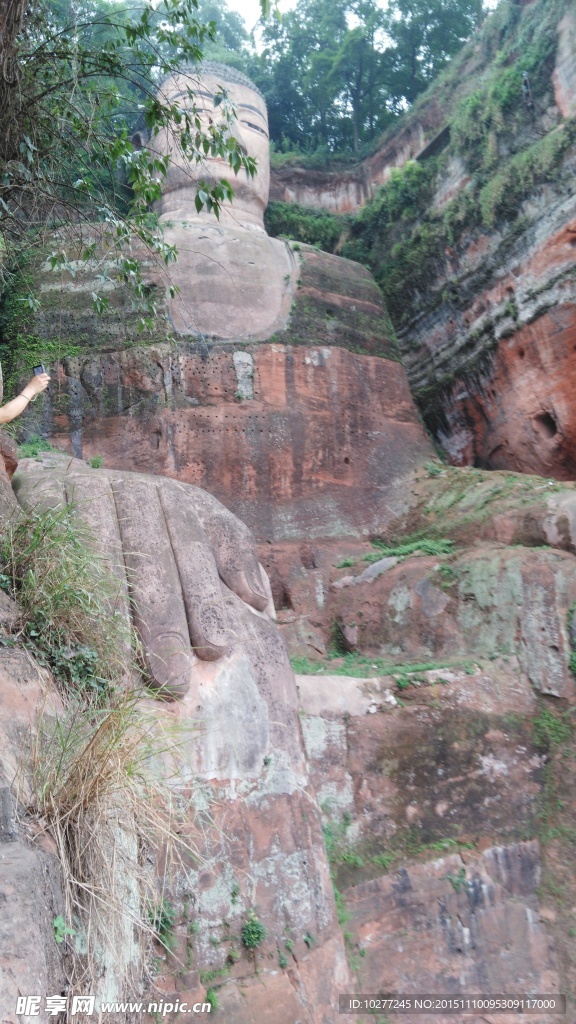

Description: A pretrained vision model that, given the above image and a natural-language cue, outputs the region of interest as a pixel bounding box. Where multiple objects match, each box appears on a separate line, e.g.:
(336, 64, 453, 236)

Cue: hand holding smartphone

(25, 365, 51, 399)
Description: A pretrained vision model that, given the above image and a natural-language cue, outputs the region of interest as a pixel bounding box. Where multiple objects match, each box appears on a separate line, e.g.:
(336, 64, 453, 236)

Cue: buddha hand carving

(13, 456, 274, 699)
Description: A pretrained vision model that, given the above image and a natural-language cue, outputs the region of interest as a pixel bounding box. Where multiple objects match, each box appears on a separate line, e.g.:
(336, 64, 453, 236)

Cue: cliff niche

(1, 19, 576, 1024)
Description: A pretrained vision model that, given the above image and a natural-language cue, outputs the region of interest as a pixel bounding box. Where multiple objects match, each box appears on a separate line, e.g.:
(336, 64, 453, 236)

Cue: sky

(226, 0, 295, 33)
(223, 0, 499, 35)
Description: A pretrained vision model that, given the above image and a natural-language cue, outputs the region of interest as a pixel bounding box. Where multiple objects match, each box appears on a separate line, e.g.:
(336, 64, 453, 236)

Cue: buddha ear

(131, 131, 147, 151)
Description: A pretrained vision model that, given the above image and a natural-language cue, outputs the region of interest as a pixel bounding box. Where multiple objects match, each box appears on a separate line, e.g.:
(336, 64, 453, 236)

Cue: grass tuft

(241, 913, 267, 949)
(17, 434, 58, 459)
(0, 504, 132, 699)
(19, 689, 202, 997)
(363, 537, 454, 564)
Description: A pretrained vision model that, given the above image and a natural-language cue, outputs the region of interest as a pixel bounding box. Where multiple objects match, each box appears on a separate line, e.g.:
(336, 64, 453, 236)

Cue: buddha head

(143, 62, 295, 341)
(153, 62, 270, 229)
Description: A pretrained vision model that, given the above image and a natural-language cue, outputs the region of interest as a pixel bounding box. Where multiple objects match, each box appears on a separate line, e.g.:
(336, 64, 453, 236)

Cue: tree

(251, 0, 488, 156)
(385, 0, 486, 104)
(193, 0, 251, 70)
(250, 0, 350, 152)
(326, 0, 395, 153)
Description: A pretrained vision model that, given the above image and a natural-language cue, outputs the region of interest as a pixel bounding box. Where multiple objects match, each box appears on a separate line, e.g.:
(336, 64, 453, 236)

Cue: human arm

(0, 373, 50, 424)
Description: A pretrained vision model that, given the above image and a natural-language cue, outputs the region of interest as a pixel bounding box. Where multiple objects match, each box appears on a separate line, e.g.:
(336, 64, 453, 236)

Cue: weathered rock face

(553, 9, 576, 118)
(49, 342, 427, 541)
(260, 465, 576, 695)
(270, 109, 442, 213)
(437, 303, 576, 477)
(256, 464, 576, 1019)
(327, 545, 576, 698)
(298, 662, 541, 845)
(266, 1, 576, 482)
(371, 2, 576, 479)
(346, 843, 558, 1024)
(142, 772, 351, 1024)
(417, 191, 576, 477)
(0, 633, 66, 1024)
(296, 663, 561, 1024)
(20, 243, 429, 542)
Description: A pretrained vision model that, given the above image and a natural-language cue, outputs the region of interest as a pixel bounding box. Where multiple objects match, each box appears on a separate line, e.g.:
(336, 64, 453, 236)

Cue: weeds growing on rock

(291, 652, 474, 678)
(2, 503, 204, 1005)
(17, 434, 58, 459)
(0, 504, 132, 699)
(363, 537, 454, 564)
(444, 866, 468, 893)
(148, 898, 177, 953)
(21, 689, 201, 1001)
(205, 989, 219, 1012)
(241, 912, 267, 949)
(532, 708, 573, 753)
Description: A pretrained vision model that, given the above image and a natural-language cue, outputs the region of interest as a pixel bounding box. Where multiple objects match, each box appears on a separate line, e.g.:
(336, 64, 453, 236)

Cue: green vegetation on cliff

(0, 256, 83, 398)
(0, 504, 130, 696)
(264, 202, 350, 253)
(265, 0, 576, 433)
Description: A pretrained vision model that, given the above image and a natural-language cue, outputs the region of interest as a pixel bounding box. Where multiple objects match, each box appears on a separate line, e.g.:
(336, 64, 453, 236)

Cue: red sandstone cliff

(268, 0, 576, 482)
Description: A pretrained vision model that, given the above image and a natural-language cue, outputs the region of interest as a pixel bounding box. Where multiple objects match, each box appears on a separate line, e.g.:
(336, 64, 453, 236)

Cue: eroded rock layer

(414, 175, 576, 477)
(45, 343, 428, 540)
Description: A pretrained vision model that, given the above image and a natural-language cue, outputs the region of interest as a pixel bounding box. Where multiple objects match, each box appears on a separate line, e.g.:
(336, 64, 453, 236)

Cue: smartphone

(33, 364, 46, 375)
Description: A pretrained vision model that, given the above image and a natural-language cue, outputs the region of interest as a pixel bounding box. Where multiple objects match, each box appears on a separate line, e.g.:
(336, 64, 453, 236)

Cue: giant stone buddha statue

(151, 63, 298, 340)
(26, 62, 431, 544)
(4, 69, 375, 1013)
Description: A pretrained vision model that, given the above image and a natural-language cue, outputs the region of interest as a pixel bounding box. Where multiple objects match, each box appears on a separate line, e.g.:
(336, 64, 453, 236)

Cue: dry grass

(21, 689, 201, 1006)
(1, 503, 202, 1009)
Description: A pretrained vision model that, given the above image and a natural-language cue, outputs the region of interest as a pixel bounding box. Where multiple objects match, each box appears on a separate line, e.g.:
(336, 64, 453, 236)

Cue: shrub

(265, 200, 347, 253)
(18, 434, 57, 459)
(241, 913, 267, 949)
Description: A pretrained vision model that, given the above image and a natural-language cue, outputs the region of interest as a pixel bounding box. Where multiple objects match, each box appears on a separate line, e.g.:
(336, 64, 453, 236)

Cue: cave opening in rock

(533, 411, 558, 439)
